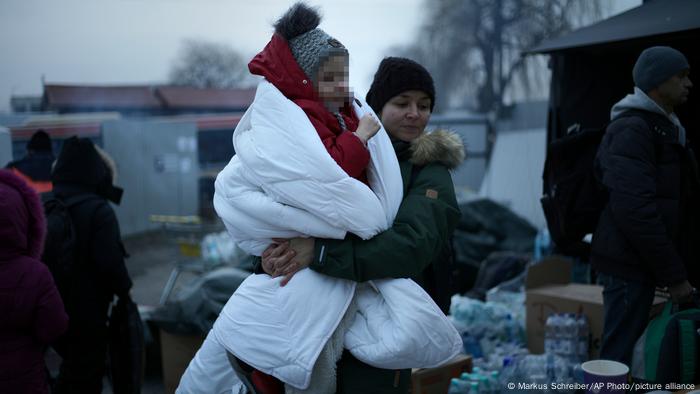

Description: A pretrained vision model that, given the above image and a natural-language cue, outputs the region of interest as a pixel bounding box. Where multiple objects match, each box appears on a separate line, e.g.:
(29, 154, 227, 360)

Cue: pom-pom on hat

(274, 2, 348, 84)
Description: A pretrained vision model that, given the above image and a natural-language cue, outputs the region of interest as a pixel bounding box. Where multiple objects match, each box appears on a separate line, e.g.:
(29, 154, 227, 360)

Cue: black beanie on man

(366, 57, 436, 115)
(26, 130, 52, 153)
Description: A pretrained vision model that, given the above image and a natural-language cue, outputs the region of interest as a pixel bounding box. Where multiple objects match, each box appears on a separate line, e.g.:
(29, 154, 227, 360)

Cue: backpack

(631, 300, 700, 384)
(540, 110, 663, 251)
(41, 192, 98, 297)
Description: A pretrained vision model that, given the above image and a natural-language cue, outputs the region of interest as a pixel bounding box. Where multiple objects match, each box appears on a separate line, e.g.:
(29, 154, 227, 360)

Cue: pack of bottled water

(544, 313, 589, 363)
(449, 353, 574, 394)
(448, 367, 502, 394)
(499, 353, 573, 393)
(450, 295, 526, 348)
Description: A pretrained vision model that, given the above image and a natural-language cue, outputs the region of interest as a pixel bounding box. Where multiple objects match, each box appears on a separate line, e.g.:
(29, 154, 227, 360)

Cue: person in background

(49, 137, 132, 394)
(6, 129, 55, 193)
(592, 46, 697, 365)
(262, 56, 464, 393)
(0, 169, 69, 394)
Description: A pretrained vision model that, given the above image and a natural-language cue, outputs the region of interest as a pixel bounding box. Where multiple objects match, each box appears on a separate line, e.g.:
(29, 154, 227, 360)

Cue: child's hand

(354, 114, 381, 145)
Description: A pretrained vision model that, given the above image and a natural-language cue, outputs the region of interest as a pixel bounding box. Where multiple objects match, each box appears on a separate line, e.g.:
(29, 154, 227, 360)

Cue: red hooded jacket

(248, 34, 369, 183)
(0, 169, 68, 394)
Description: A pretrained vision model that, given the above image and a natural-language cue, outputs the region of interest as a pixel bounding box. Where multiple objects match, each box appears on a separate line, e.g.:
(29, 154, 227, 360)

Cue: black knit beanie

(27, 129, 52, 153)
(366, 57, 435, 115)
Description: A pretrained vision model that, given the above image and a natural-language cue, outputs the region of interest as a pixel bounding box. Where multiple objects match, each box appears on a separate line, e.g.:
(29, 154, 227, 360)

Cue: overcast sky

(0, 0, 642, 113)
(0, 0, 426, 112)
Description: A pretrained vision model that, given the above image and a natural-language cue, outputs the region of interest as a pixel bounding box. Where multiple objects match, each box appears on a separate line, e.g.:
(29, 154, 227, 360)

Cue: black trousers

(336, 349, 411, 394)
(53, 326, 108, 394)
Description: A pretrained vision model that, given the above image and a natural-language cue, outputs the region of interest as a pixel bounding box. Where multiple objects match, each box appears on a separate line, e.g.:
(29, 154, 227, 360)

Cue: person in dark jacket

(591, 46, 697, 365)
(6, 129, 55, 193)
(261, 57, 464, 393)
(0, 169, 69, 394)
(49, 137, 133, 394)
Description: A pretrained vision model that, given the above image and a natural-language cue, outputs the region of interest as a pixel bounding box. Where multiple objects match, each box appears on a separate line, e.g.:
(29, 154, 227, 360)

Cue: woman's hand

(261, 240, 295, 276)
(261, 237, 315, 286)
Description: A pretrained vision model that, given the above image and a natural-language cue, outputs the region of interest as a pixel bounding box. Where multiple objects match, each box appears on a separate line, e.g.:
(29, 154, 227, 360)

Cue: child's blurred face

(316, 54, 350, 112)
(380, 90, 432, 142)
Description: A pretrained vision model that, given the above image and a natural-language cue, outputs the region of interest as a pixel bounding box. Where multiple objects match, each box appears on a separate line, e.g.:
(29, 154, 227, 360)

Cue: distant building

(11, 96, 43, 113)
(4, 84, 258, 218)
(41, 84, 256, 115)
(5, 83, 257, 166)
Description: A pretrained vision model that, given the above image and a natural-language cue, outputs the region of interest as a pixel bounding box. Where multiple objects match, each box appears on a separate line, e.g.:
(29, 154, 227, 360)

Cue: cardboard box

(411, 354, 472, 394)
(159, 329, 205, 394)
(526, 278, 605, 357)
(525, 256, 665, 359)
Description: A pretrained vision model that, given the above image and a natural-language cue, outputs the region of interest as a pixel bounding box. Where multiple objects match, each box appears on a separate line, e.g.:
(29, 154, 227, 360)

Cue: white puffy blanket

(210, 81, 461, 389)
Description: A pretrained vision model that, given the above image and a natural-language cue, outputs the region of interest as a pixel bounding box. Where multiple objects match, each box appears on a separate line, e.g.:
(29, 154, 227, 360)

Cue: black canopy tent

(527, 0, 700, 153)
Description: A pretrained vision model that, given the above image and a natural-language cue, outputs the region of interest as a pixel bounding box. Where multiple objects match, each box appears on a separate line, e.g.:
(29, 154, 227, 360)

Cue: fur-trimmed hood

(409, 129, 465, 170)
(0, 169, 46, 261)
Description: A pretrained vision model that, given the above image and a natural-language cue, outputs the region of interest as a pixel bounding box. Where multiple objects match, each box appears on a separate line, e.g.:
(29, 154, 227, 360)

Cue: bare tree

(169, 39, 256, 89)
(397, 0, 604, 114)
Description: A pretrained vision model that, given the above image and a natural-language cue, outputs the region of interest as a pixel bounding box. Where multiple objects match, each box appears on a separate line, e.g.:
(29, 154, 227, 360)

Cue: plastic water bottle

(489, 371, 500, 394)
(462, 333, 483, 358)
(500, 356, 522, 393)
(562, 314, 577, 360)
(482, 374, 498, 394)
(550, 354, 574, 387)
(544, 314, 559, 354)
(576, 314, 589, 361)
(467, 381, 480, 394)
(534, 228, 552, 261)
(525, 355, 548, 386)
(572, 363, 584, 383)
(448, 377, 471, 394)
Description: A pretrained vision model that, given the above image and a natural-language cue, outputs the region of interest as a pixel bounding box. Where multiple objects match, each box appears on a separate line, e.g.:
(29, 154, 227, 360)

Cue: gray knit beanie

(633, 46, 689, 92)
(274, 3, 348, 84)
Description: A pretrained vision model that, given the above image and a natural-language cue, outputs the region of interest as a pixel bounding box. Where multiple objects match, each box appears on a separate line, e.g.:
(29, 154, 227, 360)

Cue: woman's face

(315, 54, 350, 112)
(379, 90, 432, 142)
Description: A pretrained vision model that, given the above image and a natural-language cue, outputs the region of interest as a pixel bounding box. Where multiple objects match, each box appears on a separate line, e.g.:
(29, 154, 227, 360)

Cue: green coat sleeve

(309, 163, 461, 281)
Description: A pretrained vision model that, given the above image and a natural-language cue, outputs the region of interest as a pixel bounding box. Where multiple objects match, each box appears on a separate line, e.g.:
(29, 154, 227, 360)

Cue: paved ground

(125, 222, 227, 393)
(48, 221, 227, 394)
(124, 229, 204, 307)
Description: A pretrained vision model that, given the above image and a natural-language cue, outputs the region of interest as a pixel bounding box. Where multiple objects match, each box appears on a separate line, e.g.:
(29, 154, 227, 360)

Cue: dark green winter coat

(311, 129, 464, 393)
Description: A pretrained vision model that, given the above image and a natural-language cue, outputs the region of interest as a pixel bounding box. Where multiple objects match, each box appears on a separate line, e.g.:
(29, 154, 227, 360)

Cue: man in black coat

(50, 137, 132, 393)
(592, 46, 696, 365)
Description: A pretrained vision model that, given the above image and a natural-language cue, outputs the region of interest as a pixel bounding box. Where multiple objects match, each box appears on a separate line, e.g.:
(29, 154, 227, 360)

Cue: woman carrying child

(177, 4, 463, 394)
